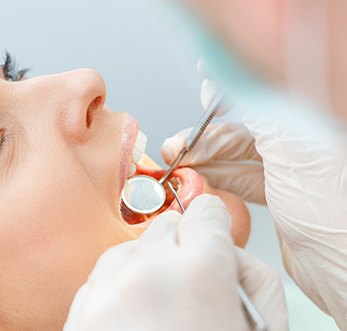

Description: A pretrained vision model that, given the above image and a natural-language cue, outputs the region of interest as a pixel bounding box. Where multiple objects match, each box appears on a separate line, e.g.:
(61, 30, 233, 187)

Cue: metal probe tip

(167, 181, 185, 213)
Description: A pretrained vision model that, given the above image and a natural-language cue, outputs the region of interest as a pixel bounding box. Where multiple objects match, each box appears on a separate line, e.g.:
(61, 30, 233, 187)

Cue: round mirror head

(121, 175, 166, 214)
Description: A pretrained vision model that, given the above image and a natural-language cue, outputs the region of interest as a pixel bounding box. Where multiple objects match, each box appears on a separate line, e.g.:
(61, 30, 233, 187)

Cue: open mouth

(119, 139, 252, 248)
(120, 127, 204, 225)
(121, 161, 204, 224)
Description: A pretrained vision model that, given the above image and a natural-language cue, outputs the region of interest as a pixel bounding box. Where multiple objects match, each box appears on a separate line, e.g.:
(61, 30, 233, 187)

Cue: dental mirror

(122, 90, 225, 215)
(121, 175, 166, 214)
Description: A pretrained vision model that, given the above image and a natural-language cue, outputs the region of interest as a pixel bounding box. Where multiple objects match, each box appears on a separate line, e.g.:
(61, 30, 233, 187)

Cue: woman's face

(0, 67, 142, 329)
(0, 62, 250, 330)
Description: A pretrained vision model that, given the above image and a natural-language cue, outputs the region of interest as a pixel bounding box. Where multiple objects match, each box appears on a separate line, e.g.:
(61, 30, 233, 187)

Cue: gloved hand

(161, 122, 265, 204)
(242, 113, 347, 330)
(162, 62, 265, 204)
(162, 67, 347, 328)
(64, 194, 287, 331)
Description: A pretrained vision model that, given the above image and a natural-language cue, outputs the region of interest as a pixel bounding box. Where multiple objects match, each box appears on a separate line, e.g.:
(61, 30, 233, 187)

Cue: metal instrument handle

(184, 89, 225, 151)
(159, 90, 225, 185)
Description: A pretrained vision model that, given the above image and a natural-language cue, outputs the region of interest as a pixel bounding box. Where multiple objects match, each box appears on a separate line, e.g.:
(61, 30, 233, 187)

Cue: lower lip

(119, 115, 139, 193)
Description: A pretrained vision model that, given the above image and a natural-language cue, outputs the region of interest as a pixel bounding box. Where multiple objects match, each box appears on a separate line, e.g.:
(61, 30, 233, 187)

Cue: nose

(55, 68, 106, 143)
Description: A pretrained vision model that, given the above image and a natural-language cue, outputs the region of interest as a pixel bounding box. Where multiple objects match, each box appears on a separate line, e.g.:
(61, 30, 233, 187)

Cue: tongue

(121, 164, 204, 224)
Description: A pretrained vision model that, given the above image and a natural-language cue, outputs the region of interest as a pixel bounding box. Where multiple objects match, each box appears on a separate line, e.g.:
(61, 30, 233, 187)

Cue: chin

(120, 154, 251, 248)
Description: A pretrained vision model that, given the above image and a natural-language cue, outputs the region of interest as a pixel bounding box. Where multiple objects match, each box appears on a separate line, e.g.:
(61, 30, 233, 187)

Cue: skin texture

(0, 69, 250, 330)
(0, 69, 141, 330)
(182, 0, 347, 122)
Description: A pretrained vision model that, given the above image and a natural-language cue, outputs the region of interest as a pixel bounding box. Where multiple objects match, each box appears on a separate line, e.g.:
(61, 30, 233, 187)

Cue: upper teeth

(133, 131, 147, 162)
(129, 130, 147, 177)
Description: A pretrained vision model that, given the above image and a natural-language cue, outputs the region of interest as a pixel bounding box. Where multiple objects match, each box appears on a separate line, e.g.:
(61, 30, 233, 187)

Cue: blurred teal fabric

(284, 283, 338, 330)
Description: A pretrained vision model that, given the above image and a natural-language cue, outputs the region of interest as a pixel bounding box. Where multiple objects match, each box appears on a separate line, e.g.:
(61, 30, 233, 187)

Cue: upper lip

(119, 115, 139, 193)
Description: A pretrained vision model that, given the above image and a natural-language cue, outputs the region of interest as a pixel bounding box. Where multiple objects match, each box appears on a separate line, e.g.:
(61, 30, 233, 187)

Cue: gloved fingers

(179, 194, 233, 253)
(161, 122, 262, 167)
(243, 113, 347, 220)
(236, 248, 288, 331)
(242, 113, 343, 173)
(194, 163, 266, 204)
(201, 79, 231, 117)
(161, 122, 265, 204)
(136, 210, 181, 254)
(198, 57, 231, 116)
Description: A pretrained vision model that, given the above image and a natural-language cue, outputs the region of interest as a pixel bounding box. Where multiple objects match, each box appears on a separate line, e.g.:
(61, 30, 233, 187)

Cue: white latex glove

(162, 67, 347, 328)
(161, 121, 265, 204)
(242, 114, 347, 330)
(162, 62, 265, 204)
(64, 194, 287, 331)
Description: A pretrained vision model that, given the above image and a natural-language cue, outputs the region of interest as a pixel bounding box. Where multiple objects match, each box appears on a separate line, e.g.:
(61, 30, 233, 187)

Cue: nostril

(86, 96, 103, 128)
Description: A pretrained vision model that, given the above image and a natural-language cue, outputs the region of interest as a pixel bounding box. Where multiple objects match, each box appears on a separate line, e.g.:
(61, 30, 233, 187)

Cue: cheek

(0, 147, 124, 260)
(214, 189, 251, 248)
(1, 168, 98, 254)
(0, 161, 127, 322)
(0, 189, 118, 330)
(203, 183, 251, 248)
(74, 113, 125, 205)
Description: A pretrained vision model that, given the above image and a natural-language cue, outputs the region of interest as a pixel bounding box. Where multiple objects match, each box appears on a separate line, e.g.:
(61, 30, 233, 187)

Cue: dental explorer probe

(159, 89, 226, 185)
(167, 182, 268, 331)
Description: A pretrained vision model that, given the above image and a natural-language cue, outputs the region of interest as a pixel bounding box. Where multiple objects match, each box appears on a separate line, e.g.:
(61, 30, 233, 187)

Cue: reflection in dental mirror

(121, 175, 166, 214)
